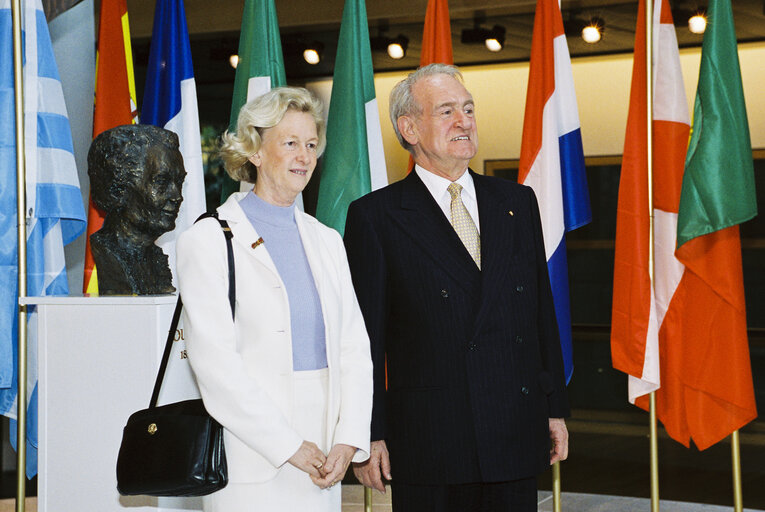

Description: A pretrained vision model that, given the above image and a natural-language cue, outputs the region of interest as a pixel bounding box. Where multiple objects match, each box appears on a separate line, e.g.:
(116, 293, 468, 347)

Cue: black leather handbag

(116, 213, 235, 497)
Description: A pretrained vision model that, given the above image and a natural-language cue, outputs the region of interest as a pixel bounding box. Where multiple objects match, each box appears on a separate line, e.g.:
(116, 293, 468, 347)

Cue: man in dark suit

(344, 64, 569, 512)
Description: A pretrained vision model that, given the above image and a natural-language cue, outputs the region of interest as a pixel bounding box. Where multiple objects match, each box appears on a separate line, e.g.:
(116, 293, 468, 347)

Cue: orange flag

(83, 0, 138, 293)
(409, 0, 453, 172)
(656, 0, 757, 449)
(611, 0, 756, 450)
(419, 0, 452, 66)
(611, 0, 689, 406)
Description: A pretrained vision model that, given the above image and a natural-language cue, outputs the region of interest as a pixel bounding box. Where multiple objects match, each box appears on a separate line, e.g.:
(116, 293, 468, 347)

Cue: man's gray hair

(389, 64, 464, 152)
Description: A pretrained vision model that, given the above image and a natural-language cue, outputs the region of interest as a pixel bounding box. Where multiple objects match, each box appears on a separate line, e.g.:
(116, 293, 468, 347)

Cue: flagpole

(364, 487, 372, 512)
(732, 430, 743, 512)
(552, 461, 561, 512)
(644, 0, 659, 510)
(11, 0, 28, 510)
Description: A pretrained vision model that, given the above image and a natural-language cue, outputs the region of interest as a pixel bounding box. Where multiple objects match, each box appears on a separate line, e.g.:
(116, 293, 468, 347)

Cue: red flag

(83, 0, 138, 293)
(654, 0, 757, 449)
(610, 0, 690, 438)
(419, 0, 452, 66)
(408, 0, 454, 172)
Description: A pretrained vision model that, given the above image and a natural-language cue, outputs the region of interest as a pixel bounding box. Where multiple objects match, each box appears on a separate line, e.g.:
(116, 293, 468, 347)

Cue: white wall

(308, 41, 765, 184)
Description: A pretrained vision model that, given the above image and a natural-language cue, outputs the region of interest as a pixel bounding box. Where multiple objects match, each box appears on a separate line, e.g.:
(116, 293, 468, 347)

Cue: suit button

(468, 343, 477, 351)
(441, 289, 449, 298)
(516, 285, 524, 292)
(521, 386, 529, 395)
(515, 335, 523, 344)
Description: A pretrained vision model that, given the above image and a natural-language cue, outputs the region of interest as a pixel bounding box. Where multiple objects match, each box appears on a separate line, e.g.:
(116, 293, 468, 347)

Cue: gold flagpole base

(364, 486, 373, 512)
(732, 429, 743, 512)
(552, 461, 561, 512)
(649, 391, 659, 512)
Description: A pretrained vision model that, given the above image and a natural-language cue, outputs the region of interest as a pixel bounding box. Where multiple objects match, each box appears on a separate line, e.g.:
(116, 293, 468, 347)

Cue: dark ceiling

(127, 0, 765, 124)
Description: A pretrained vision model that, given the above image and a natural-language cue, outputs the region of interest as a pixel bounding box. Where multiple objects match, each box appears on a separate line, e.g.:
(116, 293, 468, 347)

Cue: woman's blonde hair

(219, 87, 325, 183)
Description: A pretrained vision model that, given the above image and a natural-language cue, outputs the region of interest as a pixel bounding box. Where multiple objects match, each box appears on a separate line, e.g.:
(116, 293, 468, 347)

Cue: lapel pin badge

(252, 237, 264, 249)
(508, 210, 514, 216)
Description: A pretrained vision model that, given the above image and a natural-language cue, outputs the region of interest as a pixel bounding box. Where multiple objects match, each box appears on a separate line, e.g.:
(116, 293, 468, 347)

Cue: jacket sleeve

(177, 220, 303, 468)
(343, 199, 389, 442)
(527, 188, 571, 418)
(325, 229, 374, 463)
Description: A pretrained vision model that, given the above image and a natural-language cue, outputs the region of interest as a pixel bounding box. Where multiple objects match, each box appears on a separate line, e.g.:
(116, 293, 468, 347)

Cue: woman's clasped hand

(289, 442, 357, 489)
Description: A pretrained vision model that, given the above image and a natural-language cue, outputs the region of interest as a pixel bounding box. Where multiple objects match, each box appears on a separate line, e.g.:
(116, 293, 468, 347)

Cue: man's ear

(397, 116, 418, 147)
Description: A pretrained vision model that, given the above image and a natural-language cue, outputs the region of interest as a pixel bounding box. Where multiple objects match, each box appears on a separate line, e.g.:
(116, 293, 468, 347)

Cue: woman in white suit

(176, 87, 373, 512)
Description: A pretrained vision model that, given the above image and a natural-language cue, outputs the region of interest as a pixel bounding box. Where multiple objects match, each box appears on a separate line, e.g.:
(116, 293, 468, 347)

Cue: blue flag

(0, 0, 86, 477)
(142, 0, 206, 285)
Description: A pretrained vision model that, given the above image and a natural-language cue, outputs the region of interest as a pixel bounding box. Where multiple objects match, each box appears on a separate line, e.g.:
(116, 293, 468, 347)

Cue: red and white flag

(611, 0, 689, 413)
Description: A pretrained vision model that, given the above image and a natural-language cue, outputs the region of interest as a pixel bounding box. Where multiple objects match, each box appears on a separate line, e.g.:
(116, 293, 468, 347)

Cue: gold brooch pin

(508, 210, 514, 216)
(252, 237, 264, 249)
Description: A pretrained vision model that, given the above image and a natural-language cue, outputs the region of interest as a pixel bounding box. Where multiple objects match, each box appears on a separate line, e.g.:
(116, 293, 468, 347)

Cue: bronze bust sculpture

(88, 125, 186, 295)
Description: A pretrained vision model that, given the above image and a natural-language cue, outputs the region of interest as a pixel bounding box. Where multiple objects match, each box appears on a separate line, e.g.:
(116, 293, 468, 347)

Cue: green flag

(677, 0, 757, 247)
(316, 0, 387, 235)
(220, 0, 287, 204)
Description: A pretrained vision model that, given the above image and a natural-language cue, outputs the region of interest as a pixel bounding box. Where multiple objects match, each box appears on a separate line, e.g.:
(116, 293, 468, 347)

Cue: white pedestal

(22, 295, 203, 512)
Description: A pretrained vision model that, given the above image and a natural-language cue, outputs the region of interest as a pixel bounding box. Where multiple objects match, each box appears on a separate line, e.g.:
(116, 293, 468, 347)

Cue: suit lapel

(472, 172, 518, 331)
(392, 172, 480, 289)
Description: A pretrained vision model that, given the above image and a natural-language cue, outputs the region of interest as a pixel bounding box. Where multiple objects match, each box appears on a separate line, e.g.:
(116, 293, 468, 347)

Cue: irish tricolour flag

(316, 0, 387, 236)
(220, 0, 287, 204)
(519, 0, 591, 383)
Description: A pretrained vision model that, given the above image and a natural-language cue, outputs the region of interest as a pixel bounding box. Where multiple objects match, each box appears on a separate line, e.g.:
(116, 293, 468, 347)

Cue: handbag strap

(149, 212, 236, 409)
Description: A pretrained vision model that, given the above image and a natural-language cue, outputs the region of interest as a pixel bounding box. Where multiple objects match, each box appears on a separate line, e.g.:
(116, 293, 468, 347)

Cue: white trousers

(204, 368, 341, 512)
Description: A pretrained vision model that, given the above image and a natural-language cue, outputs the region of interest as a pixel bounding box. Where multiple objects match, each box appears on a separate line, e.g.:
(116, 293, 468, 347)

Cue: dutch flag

(519, 0, 591, 383)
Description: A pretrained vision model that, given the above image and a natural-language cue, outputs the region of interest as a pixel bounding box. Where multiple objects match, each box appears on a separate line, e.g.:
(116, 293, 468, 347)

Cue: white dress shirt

(415, 165, 481, 233)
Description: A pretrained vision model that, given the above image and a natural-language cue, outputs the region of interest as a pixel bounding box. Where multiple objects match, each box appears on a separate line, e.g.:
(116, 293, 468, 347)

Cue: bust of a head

(88, 124, 186, 295)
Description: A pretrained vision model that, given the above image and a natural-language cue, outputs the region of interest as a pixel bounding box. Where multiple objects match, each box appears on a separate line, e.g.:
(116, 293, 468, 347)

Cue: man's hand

(352, 440, 391, 493)
(287, 440, 327, 478)
(549, 418, 569, 464)
(311, 444, 357, 489)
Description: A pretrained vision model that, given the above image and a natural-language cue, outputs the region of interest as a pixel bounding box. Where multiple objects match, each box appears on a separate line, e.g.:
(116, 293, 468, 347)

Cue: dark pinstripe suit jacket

(344, 169, 570, 485)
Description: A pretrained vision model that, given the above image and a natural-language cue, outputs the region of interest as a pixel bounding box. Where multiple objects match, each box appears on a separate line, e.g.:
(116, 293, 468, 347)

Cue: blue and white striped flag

(0, 0, 87, 477)
(142, 0, 206, 287)
(519, 0, 591, 383)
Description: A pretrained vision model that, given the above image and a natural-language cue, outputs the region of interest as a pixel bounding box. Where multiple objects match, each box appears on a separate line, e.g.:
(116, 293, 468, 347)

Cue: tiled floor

(2, 489, 763, 511)
(342, 486, 765, 511)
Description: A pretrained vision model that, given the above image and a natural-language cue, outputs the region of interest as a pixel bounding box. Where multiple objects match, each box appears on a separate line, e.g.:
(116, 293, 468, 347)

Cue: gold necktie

(447, 183, 481, 269)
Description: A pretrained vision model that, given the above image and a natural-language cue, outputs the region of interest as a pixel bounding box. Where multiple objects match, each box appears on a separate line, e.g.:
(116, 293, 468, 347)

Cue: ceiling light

(485, 37, 502, 52)
(303, 48, 320, 65)
(302, 42, 323, 65)
(581, 17, 604, 44)
(229, 54, 239, 69)
(485, 25, 505, 52)
(386, 35, 408, 60)
(371, 25, 409, 61)
(688, 12, 707, 34)
(461, 19, 506, 53)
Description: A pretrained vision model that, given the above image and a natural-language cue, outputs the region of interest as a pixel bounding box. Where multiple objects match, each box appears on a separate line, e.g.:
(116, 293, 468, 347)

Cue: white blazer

(176, 192, 373, 483)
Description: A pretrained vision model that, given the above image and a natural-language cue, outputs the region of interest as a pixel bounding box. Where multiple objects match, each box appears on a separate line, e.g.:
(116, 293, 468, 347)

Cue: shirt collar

(415, 165, 476, 202)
